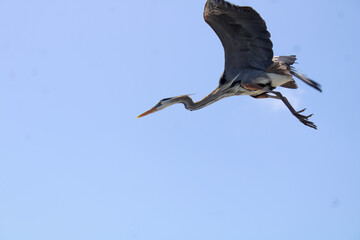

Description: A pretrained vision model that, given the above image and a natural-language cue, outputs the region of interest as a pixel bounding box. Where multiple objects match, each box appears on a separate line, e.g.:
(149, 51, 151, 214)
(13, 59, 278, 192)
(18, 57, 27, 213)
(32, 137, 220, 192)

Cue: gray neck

(172, 88, 224, 111)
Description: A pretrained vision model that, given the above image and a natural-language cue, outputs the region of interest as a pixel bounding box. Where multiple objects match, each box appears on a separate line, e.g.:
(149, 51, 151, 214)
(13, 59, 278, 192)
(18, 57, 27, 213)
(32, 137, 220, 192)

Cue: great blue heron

(137, 0, 321, 129)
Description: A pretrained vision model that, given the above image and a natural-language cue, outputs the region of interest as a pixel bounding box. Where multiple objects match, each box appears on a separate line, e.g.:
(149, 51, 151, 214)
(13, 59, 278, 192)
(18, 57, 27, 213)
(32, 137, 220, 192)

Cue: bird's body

(138, 0, 321, 129)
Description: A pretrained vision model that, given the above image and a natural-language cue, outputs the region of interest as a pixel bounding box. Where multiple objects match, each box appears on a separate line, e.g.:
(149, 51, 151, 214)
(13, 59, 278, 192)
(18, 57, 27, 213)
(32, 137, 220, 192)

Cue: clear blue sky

(1, 0, 359, 239)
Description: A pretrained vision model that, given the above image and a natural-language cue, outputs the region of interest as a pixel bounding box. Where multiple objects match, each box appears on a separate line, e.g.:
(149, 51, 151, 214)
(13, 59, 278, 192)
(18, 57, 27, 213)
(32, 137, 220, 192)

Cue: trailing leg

(266, 90, 317, 129)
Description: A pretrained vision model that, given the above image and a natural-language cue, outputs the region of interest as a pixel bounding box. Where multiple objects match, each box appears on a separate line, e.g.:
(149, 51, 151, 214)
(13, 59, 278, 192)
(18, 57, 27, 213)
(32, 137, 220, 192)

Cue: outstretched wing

(204, 0, 273, 72)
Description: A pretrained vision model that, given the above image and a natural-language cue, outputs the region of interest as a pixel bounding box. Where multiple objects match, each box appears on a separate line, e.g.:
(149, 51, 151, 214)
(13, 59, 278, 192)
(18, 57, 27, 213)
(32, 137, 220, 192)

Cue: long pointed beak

(137, 107, 157, 118)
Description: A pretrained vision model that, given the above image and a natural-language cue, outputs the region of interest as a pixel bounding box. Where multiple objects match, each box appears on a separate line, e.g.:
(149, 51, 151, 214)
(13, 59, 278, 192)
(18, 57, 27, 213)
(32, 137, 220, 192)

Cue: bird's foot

(294, 108, 317, 130)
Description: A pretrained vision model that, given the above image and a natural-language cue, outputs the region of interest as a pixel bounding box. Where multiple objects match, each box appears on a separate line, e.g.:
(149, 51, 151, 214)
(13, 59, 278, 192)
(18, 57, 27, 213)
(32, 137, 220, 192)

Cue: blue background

(1, 0, 359, 239)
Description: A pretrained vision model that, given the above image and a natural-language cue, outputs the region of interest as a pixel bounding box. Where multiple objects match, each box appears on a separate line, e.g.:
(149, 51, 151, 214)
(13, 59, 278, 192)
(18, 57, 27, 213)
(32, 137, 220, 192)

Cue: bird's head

(137, 97, 177, 118)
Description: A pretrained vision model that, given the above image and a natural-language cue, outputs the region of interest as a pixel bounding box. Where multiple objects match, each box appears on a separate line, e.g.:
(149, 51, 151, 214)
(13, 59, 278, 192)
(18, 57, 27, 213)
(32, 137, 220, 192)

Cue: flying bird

(137, 0, 321, 129)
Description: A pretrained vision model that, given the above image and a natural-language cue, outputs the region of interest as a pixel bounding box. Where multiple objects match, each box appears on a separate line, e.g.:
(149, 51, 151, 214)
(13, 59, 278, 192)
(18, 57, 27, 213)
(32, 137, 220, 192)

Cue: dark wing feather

(204, 0, 273, 72)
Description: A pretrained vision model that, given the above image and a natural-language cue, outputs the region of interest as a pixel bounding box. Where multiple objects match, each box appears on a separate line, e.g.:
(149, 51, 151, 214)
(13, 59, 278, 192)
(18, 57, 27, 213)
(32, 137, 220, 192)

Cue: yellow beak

(137, 107, 157, 118)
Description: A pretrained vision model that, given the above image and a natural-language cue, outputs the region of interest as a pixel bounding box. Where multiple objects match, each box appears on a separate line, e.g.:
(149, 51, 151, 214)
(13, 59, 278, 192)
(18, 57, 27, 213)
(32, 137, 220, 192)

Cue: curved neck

(172, 88, 224, 111)
(164, 74, 242, 112)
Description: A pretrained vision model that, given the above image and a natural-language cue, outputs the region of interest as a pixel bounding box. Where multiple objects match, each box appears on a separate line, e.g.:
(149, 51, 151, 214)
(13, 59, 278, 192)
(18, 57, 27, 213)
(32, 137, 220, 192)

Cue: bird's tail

(290, 67, 322, 92)
(270, 55, 322, 92)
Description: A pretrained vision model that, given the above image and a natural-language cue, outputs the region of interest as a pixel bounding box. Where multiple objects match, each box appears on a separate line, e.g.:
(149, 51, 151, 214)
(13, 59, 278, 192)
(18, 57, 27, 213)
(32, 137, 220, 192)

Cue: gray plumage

(138, 0, 321, 129)
(204, 0, 273, 73)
